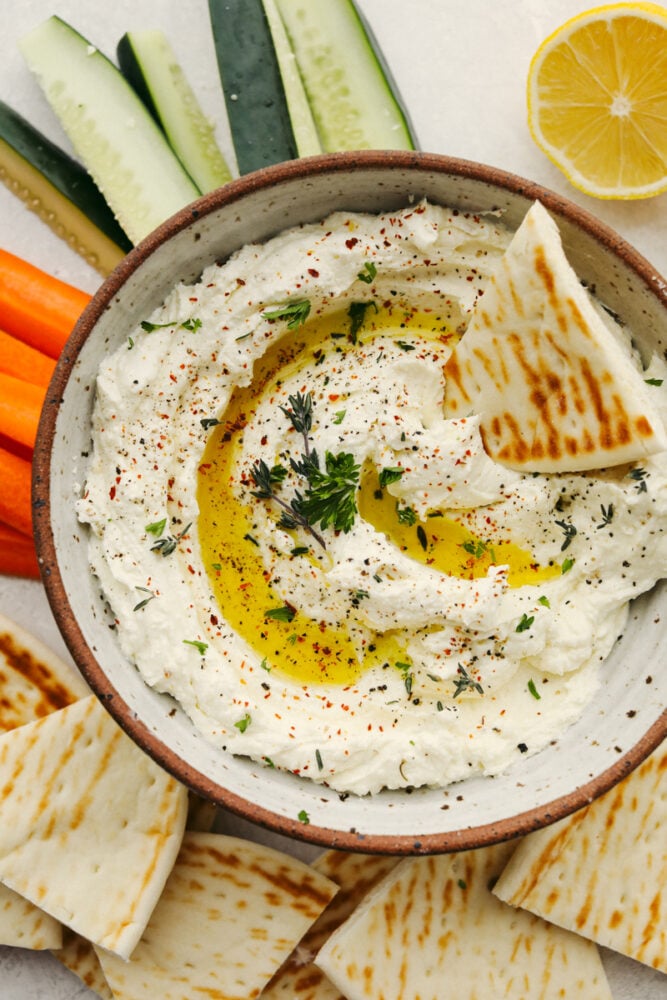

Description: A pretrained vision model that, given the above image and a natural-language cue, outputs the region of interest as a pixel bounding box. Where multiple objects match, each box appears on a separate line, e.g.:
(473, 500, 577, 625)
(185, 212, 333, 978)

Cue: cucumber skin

(0, 99, 132, 252)
(275, 0, 417, 152)
(351, 2, 418, 149)
(20, 16, 201, 245)
(208, 0, 298, 174)
(116, 33, 162, 123)
(116, 31, 233, 193)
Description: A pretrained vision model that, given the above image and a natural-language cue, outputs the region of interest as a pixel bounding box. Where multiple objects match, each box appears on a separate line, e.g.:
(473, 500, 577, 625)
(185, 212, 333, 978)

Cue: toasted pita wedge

(493, 741, 667, 973)
(53, 927, 114, 1000)
(0, 614, 90, 950)
(0, 611, 89, 732)
(315, 842, 612, 999)
(0, 693, 187, 959)
(262, 850, 399, 999)
(443, 201, 667, 472)
(0, 883, 62, 950)
(95, 831, 338, 1000)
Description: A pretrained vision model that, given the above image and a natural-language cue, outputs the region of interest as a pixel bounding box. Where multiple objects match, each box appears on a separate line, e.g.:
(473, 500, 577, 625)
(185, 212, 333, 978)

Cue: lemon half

(527, 2, 667, 199)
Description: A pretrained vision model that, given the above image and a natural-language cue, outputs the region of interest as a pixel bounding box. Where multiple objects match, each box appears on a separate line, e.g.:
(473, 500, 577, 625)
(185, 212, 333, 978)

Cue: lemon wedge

(527, 3, 667, 199)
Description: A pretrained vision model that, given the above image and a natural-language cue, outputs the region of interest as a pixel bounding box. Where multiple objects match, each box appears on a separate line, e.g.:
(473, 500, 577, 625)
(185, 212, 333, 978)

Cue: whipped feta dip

(78, 201, 667, 795)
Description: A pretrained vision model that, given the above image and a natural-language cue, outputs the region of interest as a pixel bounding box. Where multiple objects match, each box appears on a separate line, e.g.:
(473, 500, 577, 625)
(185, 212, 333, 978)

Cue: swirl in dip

(79, 201, 667, 795)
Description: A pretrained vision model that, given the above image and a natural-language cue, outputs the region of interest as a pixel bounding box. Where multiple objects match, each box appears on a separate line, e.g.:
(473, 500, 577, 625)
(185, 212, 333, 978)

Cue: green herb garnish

(555, 518, 577, 551)
(183, 639, 208, 654)
(453, 664, 484, 698)
(416, 524, 428, 551)
(597, 503, 614, 528)
(395, 661, 414, 697)
(347, 300, 377, 343)
(250, 392, 359, 547)
(561, 557, 575, 574)
(262, 298, 311, 329)
(140, 317, 200, 332)
(538, 595, 550, 608)
(357, 261, 377, 284)
(397, 504, 418, 525)
(396, 340, 416, 352)
(181, 317, 202, 332)
(150, 522, 192, 557)
(628, 467, 648, 492)
(145, 518, 167, 536)
(379, 466, 404, 488)
(527, 678, 541, 700)
(516, 613, 534, 633)
(333, 409, 346, 425)
(264, 605, 296, 623)
(234, 713, 251, 733)
(298, 809, 310, 824)
(645, 377, 663, 386)
(132, 587, 156, 612)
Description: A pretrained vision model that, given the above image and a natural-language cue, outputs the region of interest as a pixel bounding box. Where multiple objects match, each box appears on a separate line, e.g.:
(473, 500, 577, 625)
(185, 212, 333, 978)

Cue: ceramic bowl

(33, 151, 667, 854)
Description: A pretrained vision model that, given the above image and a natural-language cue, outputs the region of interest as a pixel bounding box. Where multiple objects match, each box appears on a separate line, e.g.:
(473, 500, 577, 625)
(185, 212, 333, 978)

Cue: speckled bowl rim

(33, 150, 667, 854)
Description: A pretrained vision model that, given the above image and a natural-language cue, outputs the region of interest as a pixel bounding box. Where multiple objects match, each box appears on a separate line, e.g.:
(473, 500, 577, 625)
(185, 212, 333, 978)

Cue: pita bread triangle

(52, 927, 114, 1000)
(443, 200, 667, 472)
(493, 740, 667, 973)
(262, 849, 399, 999)
(0, 693, 188, 959)
(0, 613, 90, 951)
(315, 841, 613, 1000)
(94, 831, 339, 1000)
(0, 611, 89, 732)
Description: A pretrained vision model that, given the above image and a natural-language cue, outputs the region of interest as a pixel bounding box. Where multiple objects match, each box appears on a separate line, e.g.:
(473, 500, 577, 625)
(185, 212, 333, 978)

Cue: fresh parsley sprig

(262, 298, 311, 329)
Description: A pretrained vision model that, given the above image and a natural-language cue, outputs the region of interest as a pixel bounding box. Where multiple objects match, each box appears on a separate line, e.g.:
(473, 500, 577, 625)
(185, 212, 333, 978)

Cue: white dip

(78, 201, 667, 795)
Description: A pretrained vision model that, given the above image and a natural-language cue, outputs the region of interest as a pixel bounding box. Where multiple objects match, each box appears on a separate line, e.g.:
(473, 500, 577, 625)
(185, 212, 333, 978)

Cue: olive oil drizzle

(197, 304, 557, 686)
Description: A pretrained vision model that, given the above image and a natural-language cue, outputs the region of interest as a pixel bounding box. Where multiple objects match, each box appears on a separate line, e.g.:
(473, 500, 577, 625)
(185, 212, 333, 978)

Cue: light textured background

(0, 1, 665, 996)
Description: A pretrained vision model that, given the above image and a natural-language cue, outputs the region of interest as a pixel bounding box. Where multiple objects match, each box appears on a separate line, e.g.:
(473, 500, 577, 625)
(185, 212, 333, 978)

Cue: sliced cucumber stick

(19, 16, 201, 245)
(117, 29, 233, 193)
(208, 0, 299, 174)
(261, 0, 321, 158)
(275, 0, 417, 152)
(0, 100, 131, 276)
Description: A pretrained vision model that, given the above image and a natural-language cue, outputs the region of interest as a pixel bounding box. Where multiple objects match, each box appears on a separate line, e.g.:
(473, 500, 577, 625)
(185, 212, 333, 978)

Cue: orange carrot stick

(0, 445, 33, 537)
(0, 248, 91, 359)
(0, 371, 45, 449)
(0, 520, 39, 579)
(0, 328, 56, 388)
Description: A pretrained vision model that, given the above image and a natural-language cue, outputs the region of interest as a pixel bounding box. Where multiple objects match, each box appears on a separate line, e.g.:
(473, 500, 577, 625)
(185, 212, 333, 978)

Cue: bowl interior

(34, 152, 667, 853)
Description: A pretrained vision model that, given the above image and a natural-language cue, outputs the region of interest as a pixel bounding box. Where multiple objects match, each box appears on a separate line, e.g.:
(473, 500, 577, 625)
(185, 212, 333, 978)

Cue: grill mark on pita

(0, 632, 78, 729)
(442, 352, 468, 412)
(185, 841, 334, 914)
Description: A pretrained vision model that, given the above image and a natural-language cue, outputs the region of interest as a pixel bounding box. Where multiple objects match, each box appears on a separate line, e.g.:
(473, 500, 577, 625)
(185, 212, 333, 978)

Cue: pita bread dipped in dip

(78, 200, 667, 795)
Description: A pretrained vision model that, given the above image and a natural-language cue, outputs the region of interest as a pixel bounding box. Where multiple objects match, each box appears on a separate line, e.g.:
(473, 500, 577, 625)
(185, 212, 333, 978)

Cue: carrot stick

(0, 371, 45, 449)
(0, 445, 33, 536)
(0, 248, 91, 359)
(0, 328, 56, 388)
(0, 520, 39, 579)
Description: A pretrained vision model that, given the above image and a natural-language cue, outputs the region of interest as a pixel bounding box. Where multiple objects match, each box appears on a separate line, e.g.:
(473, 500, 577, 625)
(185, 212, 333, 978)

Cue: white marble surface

(0, 1, 665, 996)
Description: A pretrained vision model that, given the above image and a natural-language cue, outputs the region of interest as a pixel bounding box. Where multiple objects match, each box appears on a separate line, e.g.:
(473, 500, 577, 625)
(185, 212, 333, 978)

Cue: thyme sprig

(628, 467, 648, 493)
(453, 663, 484, 699)
(250, 391, 359, 549)
(554, 517, 577, 551)
(148, 520, 192, 556)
